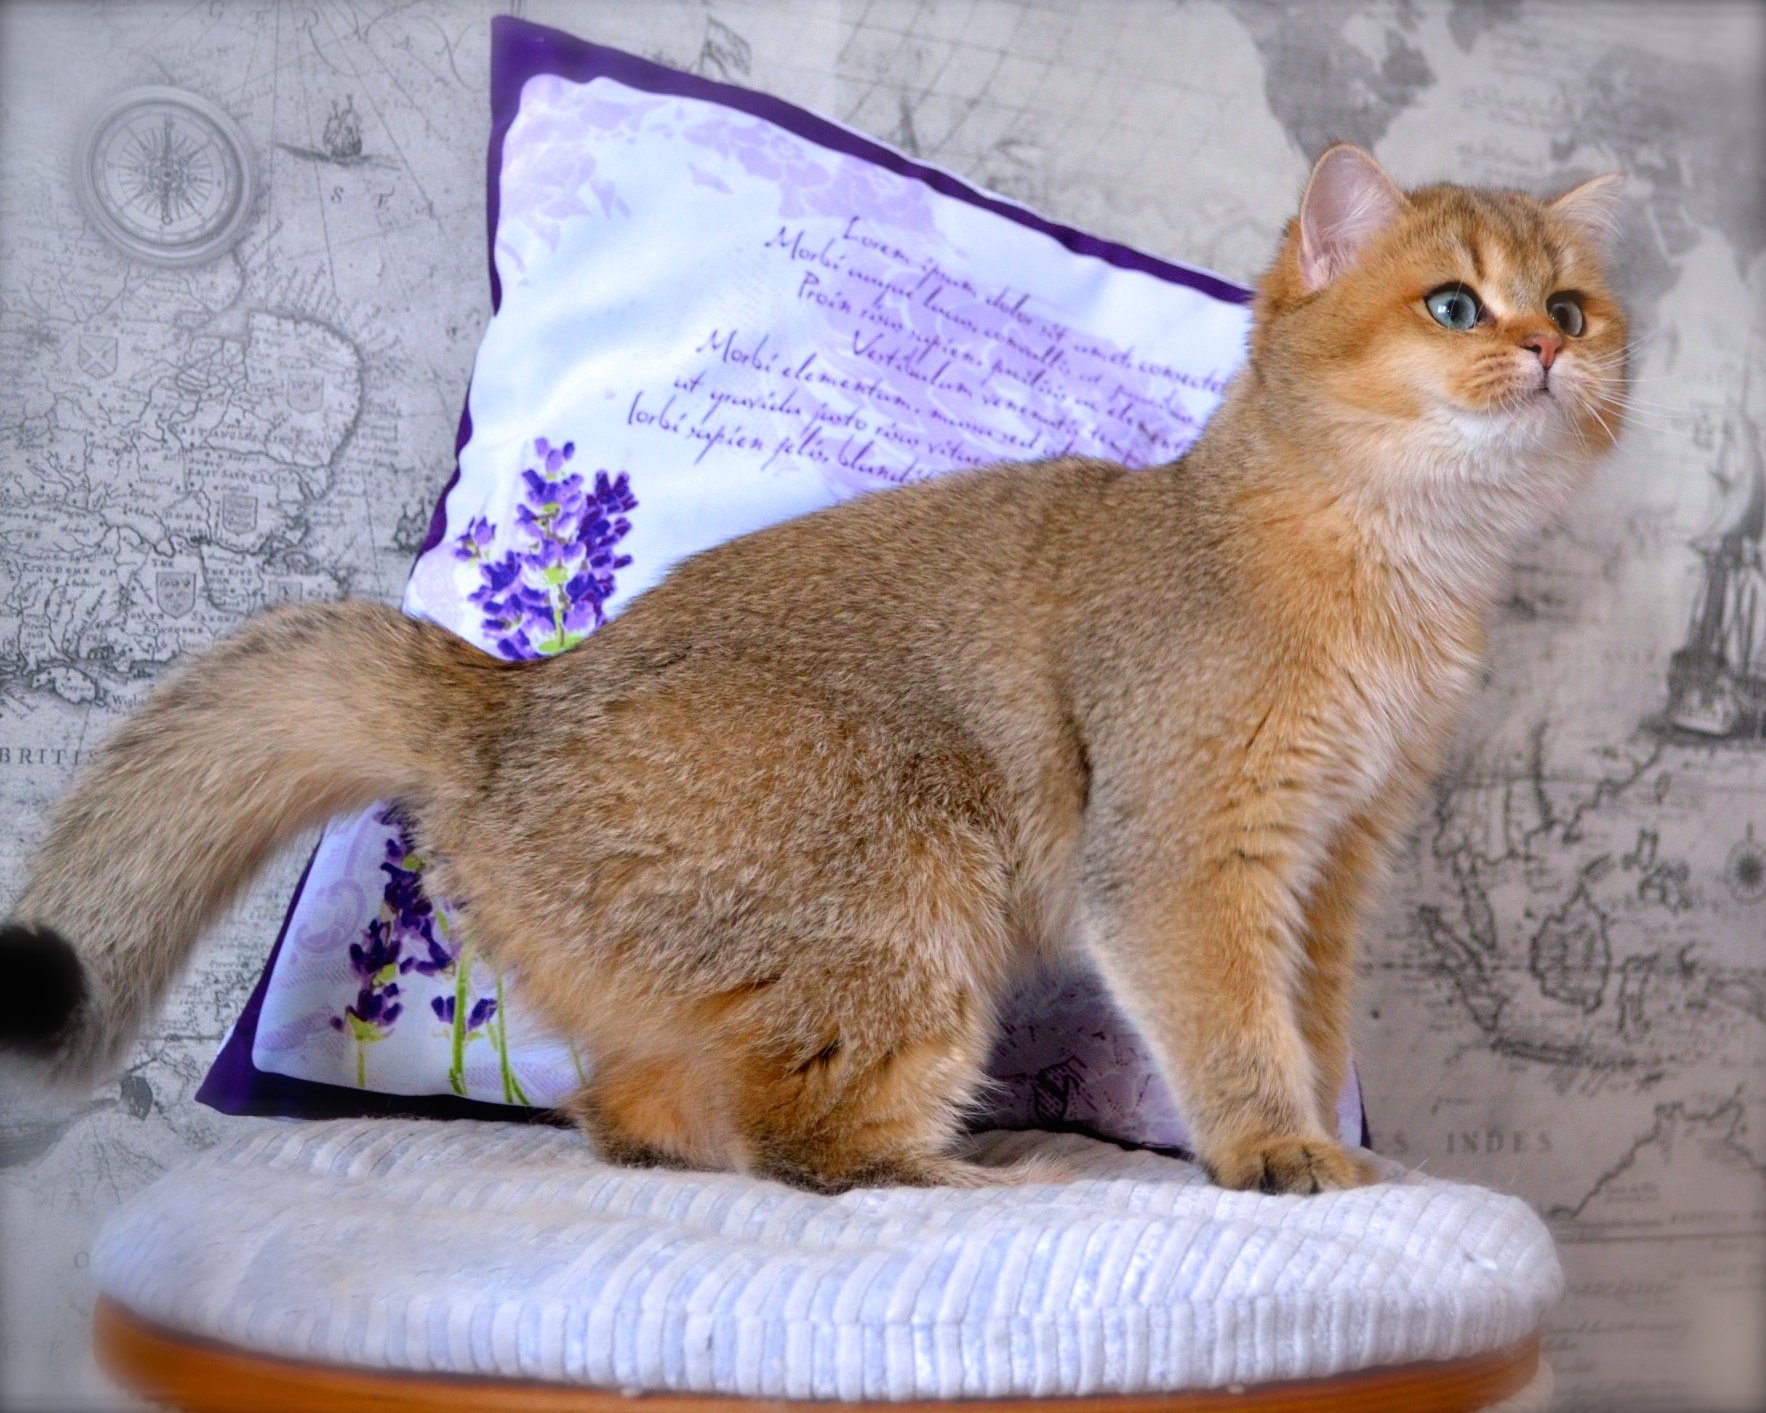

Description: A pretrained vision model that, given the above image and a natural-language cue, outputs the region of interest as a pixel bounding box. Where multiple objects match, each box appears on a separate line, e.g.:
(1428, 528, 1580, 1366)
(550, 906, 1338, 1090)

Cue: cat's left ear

(1297, 143, 1406, 290)
(1549, 172, 1626, 246)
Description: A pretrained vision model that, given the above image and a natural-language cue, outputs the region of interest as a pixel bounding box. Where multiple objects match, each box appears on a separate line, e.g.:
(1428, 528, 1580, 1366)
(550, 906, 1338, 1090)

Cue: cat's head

(1252, 144, 1628, 486)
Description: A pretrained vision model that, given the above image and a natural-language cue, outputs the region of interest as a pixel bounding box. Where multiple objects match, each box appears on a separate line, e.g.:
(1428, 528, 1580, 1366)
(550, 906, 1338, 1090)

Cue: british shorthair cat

(0, 145, 1626, 1194)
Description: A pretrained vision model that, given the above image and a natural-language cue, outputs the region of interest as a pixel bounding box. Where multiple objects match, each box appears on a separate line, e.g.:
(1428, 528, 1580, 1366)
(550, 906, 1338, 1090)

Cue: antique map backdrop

(1, 2, 1761, 1408)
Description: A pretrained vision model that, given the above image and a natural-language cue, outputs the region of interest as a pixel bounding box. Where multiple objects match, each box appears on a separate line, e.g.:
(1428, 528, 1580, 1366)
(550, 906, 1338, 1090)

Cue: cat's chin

(1440, 396, 1589, 462)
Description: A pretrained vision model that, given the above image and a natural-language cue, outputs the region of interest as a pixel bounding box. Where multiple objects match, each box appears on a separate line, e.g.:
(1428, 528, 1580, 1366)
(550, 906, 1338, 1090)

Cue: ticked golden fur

(0, 147, 1627, 1194)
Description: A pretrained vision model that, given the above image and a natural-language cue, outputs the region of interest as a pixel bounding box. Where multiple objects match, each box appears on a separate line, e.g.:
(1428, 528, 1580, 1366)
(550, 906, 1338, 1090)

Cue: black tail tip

(0, 922, 85, 1056)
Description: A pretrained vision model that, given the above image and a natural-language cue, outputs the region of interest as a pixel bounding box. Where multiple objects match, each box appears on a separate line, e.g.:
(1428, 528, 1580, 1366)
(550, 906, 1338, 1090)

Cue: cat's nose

(1521, 332, 1561, 369)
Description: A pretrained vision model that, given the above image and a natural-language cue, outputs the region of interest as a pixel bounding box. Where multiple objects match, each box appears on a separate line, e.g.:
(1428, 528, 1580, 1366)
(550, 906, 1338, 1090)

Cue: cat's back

(588, 454, 1137, 664)
(517, 450, 1257, 782)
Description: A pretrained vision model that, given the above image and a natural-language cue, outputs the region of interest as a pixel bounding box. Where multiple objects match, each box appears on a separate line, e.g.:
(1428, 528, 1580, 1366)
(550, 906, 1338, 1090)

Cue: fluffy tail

(0, 601, 517, 1087)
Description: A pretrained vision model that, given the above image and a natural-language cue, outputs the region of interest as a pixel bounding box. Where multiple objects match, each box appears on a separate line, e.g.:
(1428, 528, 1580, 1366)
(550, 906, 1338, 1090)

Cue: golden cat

(0, 146, 1627, 1194)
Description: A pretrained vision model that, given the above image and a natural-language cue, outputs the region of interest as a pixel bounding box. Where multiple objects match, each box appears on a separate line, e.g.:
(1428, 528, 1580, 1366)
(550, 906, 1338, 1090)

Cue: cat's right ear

(1548, 172, 1626, 247)
(1297, 144, 1406, 290)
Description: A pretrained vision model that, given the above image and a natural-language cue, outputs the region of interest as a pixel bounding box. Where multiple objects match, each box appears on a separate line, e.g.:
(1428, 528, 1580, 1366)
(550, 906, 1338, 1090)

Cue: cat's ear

(1297, 143, 1406, 290)
(1549, 172, 1626, 246)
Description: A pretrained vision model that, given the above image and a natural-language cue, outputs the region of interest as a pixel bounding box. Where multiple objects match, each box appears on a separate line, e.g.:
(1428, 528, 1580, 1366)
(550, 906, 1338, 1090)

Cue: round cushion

(93, 1118, 1560, 1402)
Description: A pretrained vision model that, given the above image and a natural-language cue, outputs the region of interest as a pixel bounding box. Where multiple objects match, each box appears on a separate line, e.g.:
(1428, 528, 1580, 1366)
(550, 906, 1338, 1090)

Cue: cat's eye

(1546, 292, 1586, 337)
(1425, 284, 1483, 331)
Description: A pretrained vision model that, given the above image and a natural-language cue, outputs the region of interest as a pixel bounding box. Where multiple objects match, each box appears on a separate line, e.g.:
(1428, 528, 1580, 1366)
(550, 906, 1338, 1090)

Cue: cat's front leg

(1079, 795, 1378, 1194)
(1297, 739, 1443, 1134)
(1294, 813, 1384, 1136)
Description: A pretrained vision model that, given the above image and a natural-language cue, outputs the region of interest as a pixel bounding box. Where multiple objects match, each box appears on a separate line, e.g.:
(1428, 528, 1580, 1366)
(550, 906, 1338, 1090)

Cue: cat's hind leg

(574, 979, 1063, 1192)
(563, 1002, 1013, 1191)
(466, 686, 1034, 1191)
(566, 1048, 732, 1173)
(727, 1016, 1073, 1192)
(729, 1007, 996, 1192)
(717, 821, 1025, 1193)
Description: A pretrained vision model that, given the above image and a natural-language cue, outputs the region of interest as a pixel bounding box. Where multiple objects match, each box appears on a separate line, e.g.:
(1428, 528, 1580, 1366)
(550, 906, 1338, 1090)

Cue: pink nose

(1522, 332, 1561, 370)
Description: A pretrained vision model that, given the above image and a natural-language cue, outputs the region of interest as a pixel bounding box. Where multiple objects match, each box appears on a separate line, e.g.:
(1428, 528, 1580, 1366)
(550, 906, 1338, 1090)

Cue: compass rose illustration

(1725, 824, 1766, 904)
(77, 87, 257, 267)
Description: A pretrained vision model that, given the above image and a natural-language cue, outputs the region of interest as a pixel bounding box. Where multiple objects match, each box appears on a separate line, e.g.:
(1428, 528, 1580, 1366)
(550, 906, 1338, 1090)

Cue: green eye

(1425, 284, 1483, 330)
(1547, 292, 1586, 336)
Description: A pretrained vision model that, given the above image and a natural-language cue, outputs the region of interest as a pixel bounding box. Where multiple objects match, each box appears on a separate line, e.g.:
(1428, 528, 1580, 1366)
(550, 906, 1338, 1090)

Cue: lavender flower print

(430, 989, 501, 1088)
(456, 438, 637, 659)
(431, 995, 498, 1031)
(429, 909, 527, 1106)
(331, 807, 433, 1084)
(437, 436, 635, 1100)
(453, 514, 495, 566)
(432, 948, 529, 1105)
(333, 805, 532, 1101)
(328, 439, 635, 1099)
(329, 912, 404, 1088)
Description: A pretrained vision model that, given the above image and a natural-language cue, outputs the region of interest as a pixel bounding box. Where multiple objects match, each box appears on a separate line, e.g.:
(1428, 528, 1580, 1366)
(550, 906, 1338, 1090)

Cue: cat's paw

(1206, 1134, 1379, 1194)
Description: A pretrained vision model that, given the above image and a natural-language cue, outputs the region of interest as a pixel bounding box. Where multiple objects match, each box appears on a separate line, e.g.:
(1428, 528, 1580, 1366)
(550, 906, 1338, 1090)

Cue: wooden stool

(96, 1300, 1543, 1411)
(89, 1120, 1559, 1412)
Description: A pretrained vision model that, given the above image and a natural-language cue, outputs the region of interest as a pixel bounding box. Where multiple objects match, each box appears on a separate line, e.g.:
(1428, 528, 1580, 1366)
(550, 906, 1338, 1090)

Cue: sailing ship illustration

(1667, 394, 1766, 739)
(322, 97, 363, 161)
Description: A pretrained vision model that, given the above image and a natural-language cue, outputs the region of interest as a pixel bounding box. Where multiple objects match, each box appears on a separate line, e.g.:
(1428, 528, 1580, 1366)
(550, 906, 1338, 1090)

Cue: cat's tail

(0, 601, 518, 1089)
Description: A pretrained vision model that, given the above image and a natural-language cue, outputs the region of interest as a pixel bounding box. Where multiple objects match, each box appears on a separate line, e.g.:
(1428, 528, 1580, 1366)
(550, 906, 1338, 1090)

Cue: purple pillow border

(197, 15, 1364, 1152)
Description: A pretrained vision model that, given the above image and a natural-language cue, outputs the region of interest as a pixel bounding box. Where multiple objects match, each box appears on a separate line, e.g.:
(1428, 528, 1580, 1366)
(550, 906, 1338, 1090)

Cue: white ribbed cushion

(93, 1118, 1560, 1400)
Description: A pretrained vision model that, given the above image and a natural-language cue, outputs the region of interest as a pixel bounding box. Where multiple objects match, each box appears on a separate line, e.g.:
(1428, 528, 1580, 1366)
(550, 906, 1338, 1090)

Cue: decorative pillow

(198, 15, 1366, 1153)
